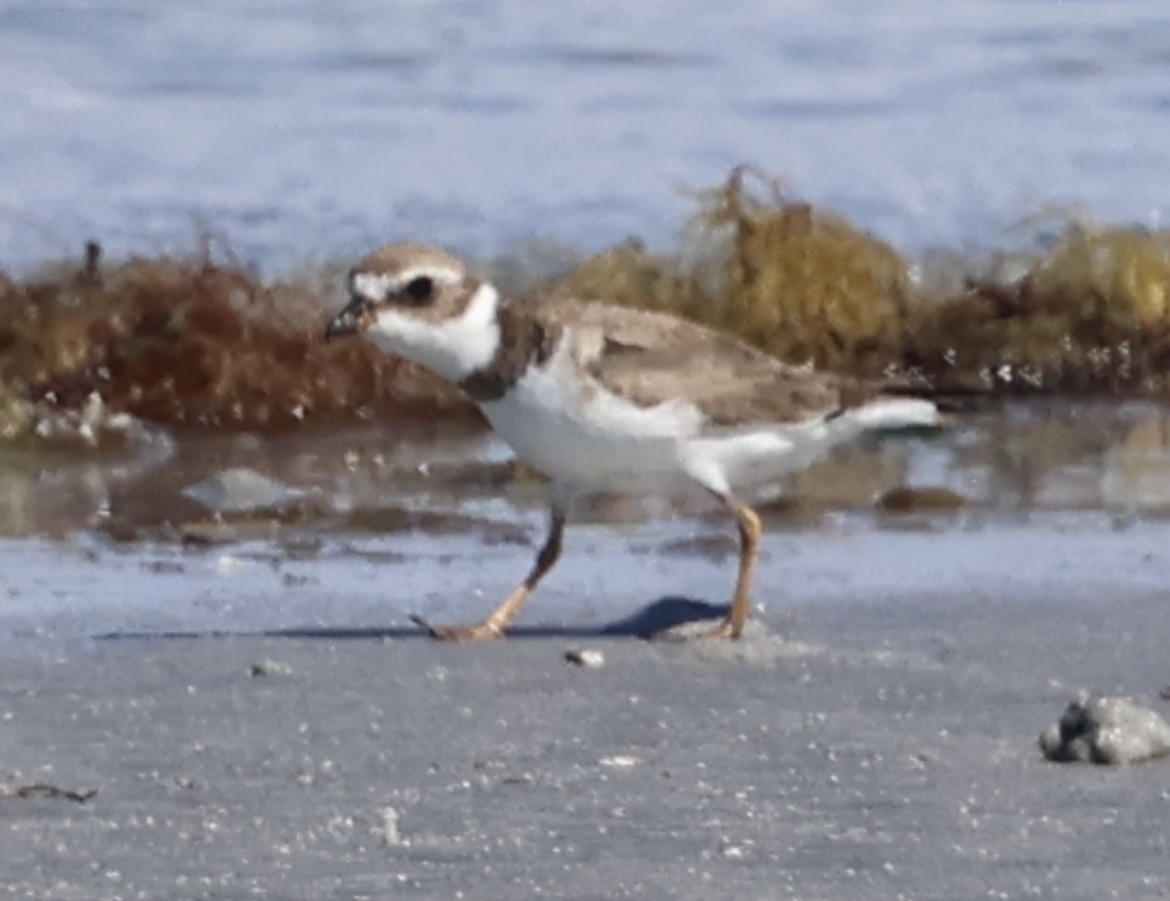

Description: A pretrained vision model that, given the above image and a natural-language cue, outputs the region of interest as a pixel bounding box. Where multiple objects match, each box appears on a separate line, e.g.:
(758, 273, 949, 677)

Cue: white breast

(478, 341, 703, 492)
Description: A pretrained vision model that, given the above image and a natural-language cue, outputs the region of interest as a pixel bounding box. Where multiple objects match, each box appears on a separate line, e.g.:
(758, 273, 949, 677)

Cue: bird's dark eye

(404, 276, 434, 304)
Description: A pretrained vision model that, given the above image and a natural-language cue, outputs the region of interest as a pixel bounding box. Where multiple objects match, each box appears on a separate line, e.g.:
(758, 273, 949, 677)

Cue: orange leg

(411, 507, 566, 641)
(708, 494, 762, 639)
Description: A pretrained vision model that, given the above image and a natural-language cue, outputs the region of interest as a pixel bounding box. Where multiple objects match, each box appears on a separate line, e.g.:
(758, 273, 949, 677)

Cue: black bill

(324, 296, 371, 340)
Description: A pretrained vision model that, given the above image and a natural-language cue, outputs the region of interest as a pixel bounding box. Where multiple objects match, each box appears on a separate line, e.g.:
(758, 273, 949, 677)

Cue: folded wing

(540, 300, 873, 429)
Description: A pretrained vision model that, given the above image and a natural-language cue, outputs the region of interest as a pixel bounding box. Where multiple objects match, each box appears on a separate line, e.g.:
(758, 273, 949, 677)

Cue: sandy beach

(3, 522, 1169, 900)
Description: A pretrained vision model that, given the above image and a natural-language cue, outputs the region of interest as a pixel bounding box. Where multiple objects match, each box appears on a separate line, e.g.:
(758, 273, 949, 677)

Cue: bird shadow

(95, 596, 729, 643)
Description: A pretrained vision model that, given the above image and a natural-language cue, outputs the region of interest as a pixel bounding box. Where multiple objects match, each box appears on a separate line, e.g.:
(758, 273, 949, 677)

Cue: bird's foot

(409, 614, 506, 642)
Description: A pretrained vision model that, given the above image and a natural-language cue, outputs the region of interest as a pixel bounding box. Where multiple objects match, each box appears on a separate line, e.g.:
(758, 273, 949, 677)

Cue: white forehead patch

(350, 264, 463, 301)
(351, 271, 396, 302)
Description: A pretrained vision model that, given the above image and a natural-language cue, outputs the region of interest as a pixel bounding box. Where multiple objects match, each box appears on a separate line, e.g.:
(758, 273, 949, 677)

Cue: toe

(410, 615, 504, 641)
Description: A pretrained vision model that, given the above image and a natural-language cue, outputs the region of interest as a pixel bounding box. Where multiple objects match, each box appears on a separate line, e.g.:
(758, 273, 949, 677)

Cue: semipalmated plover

(325, 243, 940, 640)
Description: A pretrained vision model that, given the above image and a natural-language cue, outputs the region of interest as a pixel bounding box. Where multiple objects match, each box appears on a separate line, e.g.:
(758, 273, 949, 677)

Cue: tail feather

(844, 396, 943, 432)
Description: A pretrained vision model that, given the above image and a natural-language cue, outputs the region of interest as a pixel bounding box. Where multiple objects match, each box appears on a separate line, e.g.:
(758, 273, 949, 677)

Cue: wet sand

(3, 522, 1169, 900)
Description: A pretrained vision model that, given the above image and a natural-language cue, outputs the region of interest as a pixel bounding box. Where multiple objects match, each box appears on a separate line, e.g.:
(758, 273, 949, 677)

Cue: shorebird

(325, 243, 939, 640)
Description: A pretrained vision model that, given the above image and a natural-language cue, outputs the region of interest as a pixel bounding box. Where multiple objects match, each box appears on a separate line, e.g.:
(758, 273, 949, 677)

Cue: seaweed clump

(904, 221, 1170, 395)
(0, 241, 473, 443)
(550, 168, 1170, 398)
(4, 167, 1170, 447)
(550, 166, 909, 373)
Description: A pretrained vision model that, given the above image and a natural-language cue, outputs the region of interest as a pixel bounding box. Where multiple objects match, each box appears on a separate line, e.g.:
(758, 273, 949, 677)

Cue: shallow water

(5, 486, 1170, 652)
(2, 400, 1170, 649)
(4, 400, 1170, 541)
(2, 1, 1169, 268)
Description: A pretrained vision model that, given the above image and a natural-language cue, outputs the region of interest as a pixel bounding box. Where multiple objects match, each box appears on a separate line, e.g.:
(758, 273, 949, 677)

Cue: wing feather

(535, 300, 872, 427)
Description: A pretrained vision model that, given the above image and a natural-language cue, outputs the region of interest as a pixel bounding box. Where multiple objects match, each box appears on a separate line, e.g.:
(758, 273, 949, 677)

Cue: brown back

(537, 300, 878, 427)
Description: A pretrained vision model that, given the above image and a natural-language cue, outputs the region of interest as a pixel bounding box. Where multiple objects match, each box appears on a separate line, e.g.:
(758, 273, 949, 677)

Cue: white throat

(364, 282, 502, 381)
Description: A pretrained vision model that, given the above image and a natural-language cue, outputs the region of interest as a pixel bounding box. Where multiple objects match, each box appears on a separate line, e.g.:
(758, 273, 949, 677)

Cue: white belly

(477, 355, 938, 498)
(478, 361, 701, 493)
